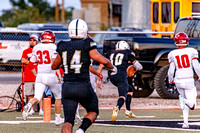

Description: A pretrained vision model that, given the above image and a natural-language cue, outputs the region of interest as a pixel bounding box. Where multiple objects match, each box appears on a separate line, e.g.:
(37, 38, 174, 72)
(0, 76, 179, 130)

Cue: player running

(22, 30, 64, 125)
(52, 19, 115, 133)
(97, 41, 143, 121)
(168, 32, 200, 128)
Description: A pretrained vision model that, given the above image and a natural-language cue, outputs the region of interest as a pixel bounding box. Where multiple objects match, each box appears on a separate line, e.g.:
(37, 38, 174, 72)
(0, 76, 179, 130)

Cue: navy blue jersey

(56, 38, 97, 82)
(106, 49, 136, 72)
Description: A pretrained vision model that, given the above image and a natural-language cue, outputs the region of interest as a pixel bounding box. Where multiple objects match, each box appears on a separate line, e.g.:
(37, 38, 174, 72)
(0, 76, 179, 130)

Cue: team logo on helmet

(174, 32, 189, 47)
(41, 30, 56, 43)
(115, 41, 130, 50)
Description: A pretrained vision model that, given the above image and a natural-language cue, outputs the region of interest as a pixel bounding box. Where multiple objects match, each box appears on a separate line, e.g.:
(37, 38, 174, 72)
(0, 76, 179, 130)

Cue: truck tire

(154, 65, 179, 99)
(129, 75, 154, 98)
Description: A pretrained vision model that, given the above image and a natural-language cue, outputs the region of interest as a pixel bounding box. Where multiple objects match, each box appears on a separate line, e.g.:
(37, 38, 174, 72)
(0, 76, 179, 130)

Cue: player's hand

(110, 66, 117, 75)
(198, 79, 200, 83)
(97, 73, 103, 81)
(97, 80, 103, 90)
(58, 77, 63, 84)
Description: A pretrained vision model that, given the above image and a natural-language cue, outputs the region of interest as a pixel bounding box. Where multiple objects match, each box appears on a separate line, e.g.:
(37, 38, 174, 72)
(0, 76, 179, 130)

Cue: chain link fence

(2, 29, 200, 111)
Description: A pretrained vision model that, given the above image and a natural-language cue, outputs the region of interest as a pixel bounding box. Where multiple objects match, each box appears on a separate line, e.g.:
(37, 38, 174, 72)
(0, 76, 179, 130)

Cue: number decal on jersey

(110, 53, 124, 66)
(36, 50, 51, 64)
(175, 54, 190, 69)
(62, 50, 82, 74)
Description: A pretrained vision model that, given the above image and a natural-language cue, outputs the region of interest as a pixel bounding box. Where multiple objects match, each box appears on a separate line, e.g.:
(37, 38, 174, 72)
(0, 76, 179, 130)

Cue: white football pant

(176, 80, 197, 109)
(34, 73, 61, 101)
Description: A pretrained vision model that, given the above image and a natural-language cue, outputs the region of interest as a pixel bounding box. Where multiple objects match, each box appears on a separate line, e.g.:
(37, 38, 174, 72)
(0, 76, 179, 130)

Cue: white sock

(27, 103, 32, 112)
(55, 114, 61, 118)
(183, 106, 189, 124)
(185, 99, 195, 109)
(76, 104, 80, 116)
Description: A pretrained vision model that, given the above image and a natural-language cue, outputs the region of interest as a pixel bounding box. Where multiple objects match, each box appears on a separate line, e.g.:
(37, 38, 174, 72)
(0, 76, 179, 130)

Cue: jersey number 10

(175, 54, 190, 69)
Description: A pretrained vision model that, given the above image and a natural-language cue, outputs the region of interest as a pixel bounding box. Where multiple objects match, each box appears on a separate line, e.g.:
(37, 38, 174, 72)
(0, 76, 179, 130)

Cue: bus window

(162, 2, 171, 23)
(153, 2, 159, 23)
(174, 2, 179, 23)
(192, 2, 200, 16)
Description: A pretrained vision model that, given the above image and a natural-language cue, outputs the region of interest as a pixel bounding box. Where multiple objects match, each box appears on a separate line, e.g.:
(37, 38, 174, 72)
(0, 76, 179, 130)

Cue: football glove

(110, 66, 117, 75)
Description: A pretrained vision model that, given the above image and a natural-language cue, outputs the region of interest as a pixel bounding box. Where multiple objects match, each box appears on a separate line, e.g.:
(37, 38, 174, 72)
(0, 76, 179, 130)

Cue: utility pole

(109, 0, 113, 26)
(55, 0, 59, 22)
(61, 0, 65, 23)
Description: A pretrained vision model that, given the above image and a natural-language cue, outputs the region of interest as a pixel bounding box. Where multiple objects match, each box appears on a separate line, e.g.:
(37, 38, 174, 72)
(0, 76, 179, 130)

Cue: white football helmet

(115, 41, 130, 50)
(68, 19, 88, 39)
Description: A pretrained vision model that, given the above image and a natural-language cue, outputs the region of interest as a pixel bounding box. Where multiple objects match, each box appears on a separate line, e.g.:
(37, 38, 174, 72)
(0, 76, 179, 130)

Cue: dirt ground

(97, 80, 200, 108)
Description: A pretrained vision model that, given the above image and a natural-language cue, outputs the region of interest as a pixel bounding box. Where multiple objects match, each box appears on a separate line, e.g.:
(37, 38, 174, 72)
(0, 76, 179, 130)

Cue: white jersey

(30, 43, 57, 74)
(168, 47, 200, 83)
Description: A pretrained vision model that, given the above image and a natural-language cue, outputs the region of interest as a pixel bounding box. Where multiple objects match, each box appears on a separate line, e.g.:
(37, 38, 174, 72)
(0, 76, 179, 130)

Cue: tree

(0, 0, 74, 27)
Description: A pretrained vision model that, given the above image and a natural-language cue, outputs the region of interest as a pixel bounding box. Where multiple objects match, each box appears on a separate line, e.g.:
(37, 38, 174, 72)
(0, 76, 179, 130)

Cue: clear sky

(0, 0, 81, 14)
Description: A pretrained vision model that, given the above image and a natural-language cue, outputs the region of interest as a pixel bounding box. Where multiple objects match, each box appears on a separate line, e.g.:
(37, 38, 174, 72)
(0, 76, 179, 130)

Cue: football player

(97, 41, 143, 121)
(51, 19, 115, 133)
(168, 32, 200, 128)
(22, 30, 64, 125)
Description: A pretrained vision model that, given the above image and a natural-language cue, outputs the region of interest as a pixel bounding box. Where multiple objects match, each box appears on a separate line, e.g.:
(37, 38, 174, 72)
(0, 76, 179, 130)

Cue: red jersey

(21, 47, 38, 82)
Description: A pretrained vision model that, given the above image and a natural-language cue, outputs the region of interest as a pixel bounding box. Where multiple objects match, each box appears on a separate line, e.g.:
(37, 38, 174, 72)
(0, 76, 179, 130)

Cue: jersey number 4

(175, 54, 190, 69)
(62, 50, 82, 74)
(36, 50, 51, 64)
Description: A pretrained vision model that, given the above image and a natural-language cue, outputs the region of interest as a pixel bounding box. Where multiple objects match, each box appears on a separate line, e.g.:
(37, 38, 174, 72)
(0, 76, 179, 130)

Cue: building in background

(73, 0, 122, 30)
(73, 0, 151, 30)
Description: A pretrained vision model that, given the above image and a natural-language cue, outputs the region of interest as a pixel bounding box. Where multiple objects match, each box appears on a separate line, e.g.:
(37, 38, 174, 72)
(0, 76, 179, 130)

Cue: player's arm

(132, 60, 143, 71)
(52, 54, 62, 70)
(52, 52, 63, 83)
(192, 59, 200, 79)
(129, 52, 143, 71)
(96, 64, 105, 89)
(168, 61, 175, 83)
(89, 49, 114, 69)
(191, 49, 200, 80)
(89, 65, 103, 79)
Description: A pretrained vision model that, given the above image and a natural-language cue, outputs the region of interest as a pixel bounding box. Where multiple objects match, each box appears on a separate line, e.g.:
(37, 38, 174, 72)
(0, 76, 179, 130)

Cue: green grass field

(0, 108, 200, 133)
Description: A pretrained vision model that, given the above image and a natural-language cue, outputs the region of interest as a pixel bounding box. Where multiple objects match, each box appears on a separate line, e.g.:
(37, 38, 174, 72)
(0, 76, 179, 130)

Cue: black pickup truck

(103, 16, 200, 99)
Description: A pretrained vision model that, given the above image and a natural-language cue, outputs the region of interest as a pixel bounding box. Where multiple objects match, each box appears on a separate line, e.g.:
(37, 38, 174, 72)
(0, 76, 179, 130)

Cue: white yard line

(16, 116, 43, 119)
(0, 120, 55, 124)
(180, 115, 200, 118)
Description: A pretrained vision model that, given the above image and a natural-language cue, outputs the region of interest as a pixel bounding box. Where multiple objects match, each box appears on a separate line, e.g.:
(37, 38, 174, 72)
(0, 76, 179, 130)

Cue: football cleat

(22, 104, 30, 120)
(75, 128, 84, 133)
(28, 109, 35, 115)
(111, 106, 119, 121)
(179, 95, 185, 110)
(39, 109, 43, 115)
(75, 114, 82, 125)
(55, 117, 64, 126)
(125, 110, 136, 118)
(182, 123, 189, 129)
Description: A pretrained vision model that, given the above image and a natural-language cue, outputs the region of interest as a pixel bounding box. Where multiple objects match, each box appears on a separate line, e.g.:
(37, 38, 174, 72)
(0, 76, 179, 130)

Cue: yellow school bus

(151, 0, 200, 38)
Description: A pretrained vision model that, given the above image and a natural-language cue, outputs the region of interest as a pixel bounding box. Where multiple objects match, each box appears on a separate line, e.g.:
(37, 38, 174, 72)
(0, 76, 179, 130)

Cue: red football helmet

(174, 32, 189, 47)
(41, 30, 56, 43)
